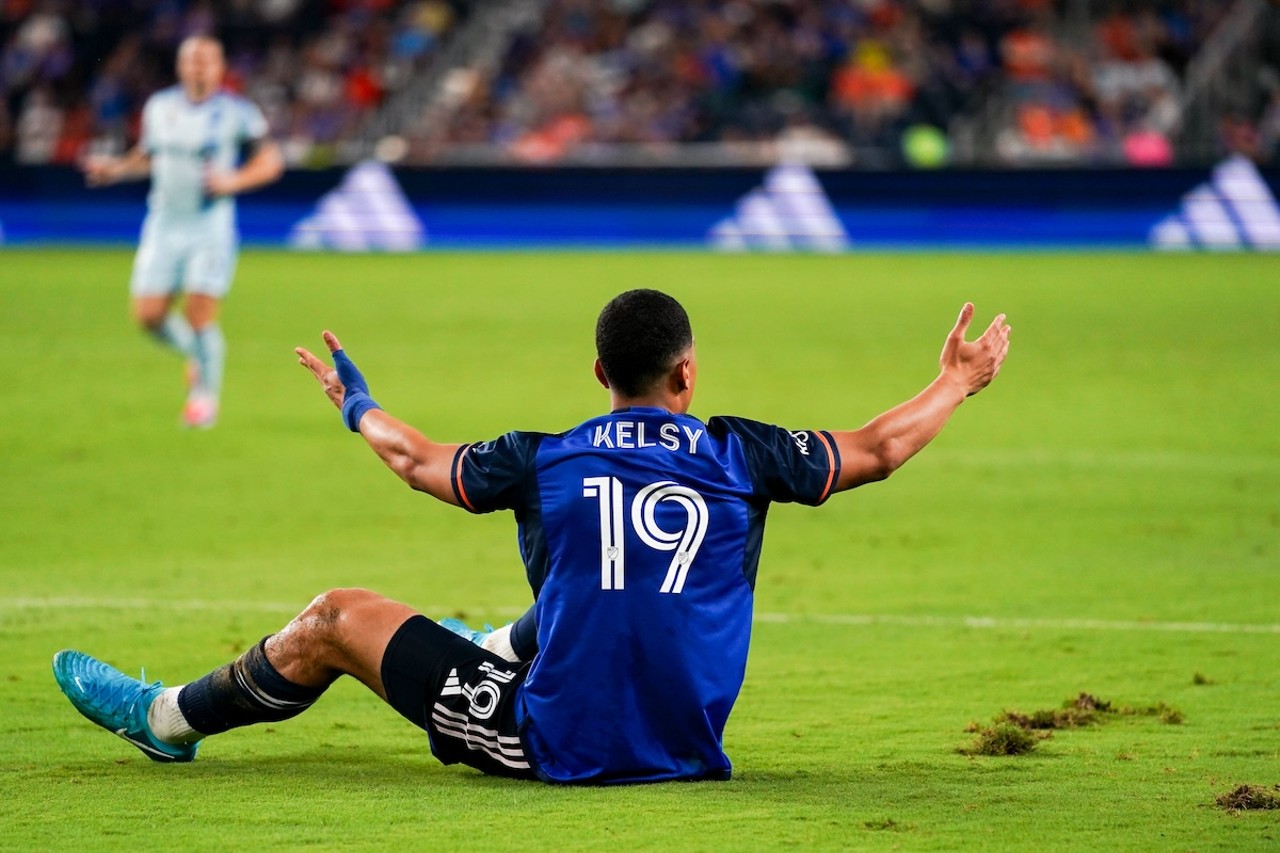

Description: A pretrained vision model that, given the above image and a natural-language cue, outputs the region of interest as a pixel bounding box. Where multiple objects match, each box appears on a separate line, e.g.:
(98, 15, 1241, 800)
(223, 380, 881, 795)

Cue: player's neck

(608, 391, 690, 415)
(184, 85, 218, 104)
(601, 356, 695, 415)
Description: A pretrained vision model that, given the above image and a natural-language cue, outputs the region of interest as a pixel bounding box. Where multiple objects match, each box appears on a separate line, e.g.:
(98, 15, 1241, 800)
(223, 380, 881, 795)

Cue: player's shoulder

(498, 428, 558, 444)
(705, 414, 839, 503)
(466, 429, 552, 457)
(706, 414, 830, 458)
(705, 414, 775, 441)
(145, 85, 184, 107)
(214, 89, 257, 108)
(217, 90, 271, 133)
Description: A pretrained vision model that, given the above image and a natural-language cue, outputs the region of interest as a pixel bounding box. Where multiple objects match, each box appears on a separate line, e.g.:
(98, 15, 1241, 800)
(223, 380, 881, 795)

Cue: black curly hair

(594, 289, 693, 398)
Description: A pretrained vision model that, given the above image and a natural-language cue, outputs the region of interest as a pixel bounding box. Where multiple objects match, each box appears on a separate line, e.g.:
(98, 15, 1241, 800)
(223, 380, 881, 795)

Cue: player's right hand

(329, 337, 373, 400)
(81, 155, 117, 187)
(295, 331, 348, 411)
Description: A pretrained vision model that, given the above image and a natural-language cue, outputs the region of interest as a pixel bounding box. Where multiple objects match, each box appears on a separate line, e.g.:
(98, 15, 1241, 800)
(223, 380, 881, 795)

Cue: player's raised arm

(296, 332, 463, 506)
(829, 303, 1010, 492)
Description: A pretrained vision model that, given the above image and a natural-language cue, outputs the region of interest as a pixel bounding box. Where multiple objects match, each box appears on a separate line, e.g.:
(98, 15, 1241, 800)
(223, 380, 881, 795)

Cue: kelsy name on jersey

(591, 420, 705, 454)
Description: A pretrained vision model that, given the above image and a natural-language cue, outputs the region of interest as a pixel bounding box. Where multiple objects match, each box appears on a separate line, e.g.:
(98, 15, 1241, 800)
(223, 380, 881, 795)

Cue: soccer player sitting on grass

(53, 290, 1010, 783)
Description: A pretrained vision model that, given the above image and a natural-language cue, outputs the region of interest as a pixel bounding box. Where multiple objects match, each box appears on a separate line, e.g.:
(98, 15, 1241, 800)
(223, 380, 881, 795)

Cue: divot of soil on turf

(961, 692, 1185, 756)
(959, 722, 1045, 756)
(1216, 784, 1280, 811)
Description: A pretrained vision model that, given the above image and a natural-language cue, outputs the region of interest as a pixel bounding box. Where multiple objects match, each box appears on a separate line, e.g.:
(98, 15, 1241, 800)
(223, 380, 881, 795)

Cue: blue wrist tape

(341, 389, 381, 432)
(332, 349, 369, 396)
(331, 348, 379, 432)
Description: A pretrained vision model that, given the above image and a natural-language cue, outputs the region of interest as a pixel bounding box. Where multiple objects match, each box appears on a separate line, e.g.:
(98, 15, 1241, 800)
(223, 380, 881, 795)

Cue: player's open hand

(81, 155, 119, 187)
(939, 303, 1010, 397)
(295, 331, 347, 410)
(204, 170, 241, 197)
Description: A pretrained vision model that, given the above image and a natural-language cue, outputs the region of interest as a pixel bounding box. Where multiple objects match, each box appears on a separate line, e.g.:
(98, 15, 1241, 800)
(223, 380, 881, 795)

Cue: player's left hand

(938, 303, 1010, 397)
(204, 170, 241, 196)
(295, 331, 348, 411)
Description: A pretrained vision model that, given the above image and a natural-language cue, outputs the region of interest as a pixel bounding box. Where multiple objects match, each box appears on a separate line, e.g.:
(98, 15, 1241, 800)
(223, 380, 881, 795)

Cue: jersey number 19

(581, 477, 708, 594)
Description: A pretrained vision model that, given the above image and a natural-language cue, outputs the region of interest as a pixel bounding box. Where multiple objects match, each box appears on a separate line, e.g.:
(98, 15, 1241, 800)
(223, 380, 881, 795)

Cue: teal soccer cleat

(438, 617, 493, 646)
(52, 650, 198, 763)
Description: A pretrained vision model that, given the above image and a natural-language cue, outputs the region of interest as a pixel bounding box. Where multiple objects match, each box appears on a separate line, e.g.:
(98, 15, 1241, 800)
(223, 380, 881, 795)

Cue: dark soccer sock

(510, 607, 540, 661)
(177, 638, 326, 735)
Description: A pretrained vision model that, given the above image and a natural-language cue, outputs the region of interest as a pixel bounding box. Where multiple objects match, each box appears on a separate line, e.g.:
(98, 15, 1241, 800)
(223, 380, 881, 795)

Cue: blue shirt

(452, 407, 840, 784)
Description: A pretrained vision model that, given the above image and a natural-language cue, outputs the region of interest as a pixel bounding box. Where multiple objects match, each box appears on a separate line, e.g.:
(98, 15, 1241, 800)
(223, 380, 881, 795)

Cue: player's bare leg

(133, 294, 173, 331)
(148, 588, 420, 738)
(132, 293, 207, 422)
(261, 588, 420, 697)
(133, 293, 194, 352)
(53, 589, 424, 761)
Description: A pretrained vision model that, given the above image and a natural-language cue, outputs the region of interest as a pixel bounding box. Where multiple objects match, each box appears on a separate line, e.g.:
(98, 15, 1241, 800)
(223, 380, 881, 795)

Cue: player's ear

(593, 359, 610, 389)
(675, 358, 692, 393)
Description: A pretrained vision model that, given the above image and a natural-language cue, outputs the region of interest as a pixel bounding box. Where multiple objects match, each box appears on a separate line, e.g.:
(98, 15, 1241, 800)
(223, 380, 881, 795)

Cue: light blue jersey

(131, 86, 269, 297)
(140, 86, 268, 220)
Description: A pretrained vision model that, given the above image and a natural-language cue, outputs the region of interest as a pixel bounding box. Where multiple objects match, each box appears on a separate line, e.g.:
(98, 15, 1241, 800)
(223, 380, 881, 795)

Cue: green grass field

(2, 248, 1278, 850)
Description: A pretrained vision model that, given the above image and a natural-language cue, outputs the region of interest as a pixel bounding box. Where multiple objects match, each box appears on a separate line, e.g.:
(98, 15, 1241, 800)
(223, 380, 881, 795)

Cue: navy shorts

(380, 615, 536, 779)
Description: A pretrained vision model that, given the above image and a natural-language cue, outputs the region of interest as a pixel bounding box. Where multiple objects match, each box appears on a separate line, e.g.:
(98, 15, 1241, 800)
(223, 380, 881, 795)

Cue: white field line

(929, 448, 1280, 474)
(3, 597, 1278, 635)
(753, 612, 1280, 635)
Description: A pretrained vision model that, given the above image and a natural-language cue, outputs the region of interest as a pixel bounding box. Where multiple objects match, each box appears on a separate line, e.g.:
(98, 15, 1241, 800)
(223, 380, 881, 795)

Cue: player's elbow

(386, 454, 423, 489)
(403, 461, 450, 499)
(255, 143, 285, 182)
(881, 438, 918, 476)
(835, 429, 904, 489)
(263, 156, 285, 184)
(863, 441, 911, 484)
(266, 151, 285, 181)
(836, 445, 896, 490)
(400, 463, 463, 507)
(861, 456, 895, 485)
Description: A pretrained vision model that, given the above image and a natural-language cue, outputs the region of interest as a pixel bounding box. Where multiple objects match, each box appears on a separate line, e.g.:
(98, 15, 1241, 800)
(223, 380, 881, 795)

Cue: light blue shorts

(130, 214, 239, 299)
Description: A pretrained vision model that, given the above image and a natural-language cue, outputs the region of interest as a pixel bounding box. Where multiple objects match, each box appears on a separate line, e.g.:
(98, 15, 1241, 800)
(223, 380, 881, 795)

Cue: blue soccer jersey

(451, 407, 840, 784)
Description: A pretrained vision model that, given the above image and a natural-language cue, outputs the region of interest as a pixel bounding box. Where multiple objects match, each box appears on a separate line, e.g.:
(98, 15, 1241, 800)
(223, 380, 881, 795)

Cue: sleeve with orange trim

(707, 416, 841, 506)
(450, 431, 543, 514)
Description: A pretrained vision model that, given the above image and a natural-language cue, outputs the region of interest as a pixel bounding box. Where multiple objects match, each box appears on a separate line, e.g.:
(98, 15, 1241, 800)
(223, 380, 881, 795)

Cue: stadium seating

(1, 0, 1276, 168)
(0, 0, 463, 167)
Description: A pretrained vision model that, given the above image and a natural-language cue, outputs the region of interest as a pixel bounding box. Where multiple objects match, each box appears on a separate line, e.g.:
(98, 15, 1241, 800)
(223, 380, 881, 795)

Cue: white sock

(192, 323, 225, 398)
(146, 686, 203, 744)
(479, 624, 520, 663)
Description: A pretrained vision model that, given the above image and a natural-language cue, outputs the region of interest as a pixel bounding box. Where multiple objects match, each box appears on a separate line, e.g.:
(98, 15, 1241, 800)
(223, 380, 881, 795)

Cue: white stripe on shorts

(431, 703, 530, 769)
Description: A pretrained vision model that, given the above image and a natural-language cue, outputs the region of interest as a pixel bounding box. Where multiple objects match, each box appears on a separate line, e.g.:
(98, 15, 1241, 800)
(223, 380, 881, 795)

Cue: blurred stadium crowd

(2, 0, 1278, 168)
(0, 0, 461, 167)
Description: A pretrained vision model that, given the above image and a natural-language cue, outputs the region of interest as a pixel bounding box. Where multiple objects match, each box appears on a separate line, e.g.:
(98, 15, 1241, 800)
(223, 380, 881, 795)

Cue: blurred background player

(82, 35, 283, 428)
